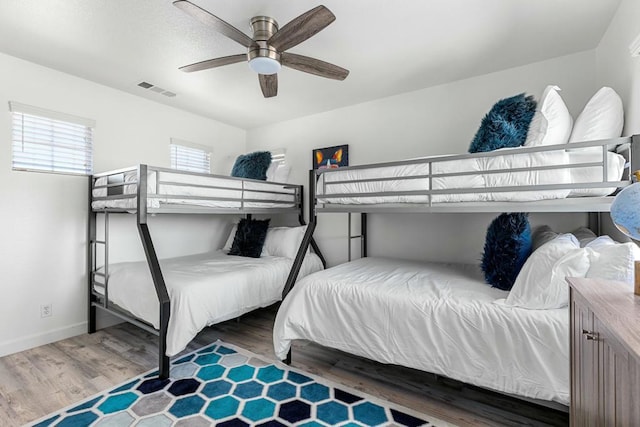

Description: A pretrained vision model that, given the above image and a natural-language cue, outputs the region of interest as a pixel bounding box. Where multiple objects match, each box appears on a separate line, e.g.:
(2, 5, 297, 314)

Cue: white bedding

(317, 147, 625, 204)
(273, 257, 569, 405)
(96, 250, 323, 356)
(92, 169, 296, 210)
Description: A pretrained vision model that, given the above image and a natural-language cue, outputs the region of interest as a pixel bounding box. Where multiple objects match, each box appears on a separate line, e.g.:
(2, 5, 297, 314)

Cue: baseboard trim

(0, 322, 87, 358)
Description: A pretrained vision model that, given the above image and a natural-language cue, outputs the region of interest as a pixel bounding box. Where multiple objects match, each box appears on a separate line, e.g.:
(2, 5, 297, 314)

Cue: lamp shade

(249, 57, 281, 75)
(611, 182, 640, 240)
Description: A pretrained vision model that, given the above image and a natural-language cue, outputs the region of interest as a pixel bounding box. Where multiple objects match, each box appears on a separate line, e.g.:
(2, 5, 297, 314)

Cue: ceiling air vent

(137, 81, 177, 97)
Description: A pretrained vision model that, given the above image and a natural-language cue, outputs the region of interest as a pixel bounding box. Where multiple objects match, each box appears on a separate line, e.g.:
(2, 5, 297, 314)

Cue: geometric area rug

(28, 341, 454, 427)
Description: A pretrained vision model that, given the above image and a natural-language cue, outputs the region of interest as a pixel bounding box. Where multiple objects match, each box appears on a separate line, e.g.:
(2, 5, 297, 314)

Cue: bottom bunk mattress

(273, 257, 569, 405)
(95, 250, 324, 356)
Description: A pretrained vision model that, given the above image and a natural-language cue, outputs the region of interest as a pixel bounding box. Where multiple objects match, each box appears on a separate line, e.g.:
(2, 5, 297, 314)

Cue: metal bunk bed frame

(88, 164, 326, 379)
(281, 135, 640, 366)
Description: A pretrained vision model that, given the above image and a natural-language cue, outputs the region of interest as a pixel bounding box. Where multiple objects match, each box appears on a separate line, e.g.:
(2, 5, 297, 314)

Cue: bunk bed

(273, 136, 639, 408)
(89, 164, 326, 379)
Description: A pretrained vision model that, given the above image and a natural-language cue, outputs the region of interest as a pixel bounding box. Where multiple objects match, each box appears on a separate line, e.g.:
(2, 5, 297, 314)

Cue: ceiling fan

(173, 0, 349, 98)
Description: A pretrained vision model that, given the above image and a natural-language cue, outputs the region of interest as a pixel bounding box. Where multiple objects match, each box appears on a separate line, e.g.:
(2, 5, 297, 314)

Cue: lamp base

(635, 260, 640, 295)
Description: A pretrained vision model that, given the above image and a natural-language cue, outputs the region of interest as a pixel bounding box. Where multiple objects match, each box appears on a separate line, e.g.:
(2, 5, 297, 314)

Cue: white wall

(596, 0, 640, 136)
(246, 51, 599, 266)
(593, 0, 640, 241)
(0, 52, 246, 356)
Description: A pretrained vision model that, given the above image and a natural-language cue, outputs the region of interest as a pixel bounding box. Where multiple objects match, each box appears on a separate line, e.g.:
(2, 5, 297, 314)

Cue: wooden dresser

(568, 277, 640, 426)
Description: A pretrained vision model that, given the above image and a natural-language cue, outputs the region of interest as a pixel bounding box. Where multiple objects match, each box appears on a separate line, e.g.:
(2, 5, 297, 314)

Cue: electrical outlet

(40, 304, 52, 318)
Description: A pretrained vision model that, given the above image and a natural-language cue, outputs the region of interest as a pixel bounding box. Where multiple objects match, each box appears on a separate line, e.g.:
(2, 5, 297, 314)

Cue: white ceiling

(0, 0, 621, 129)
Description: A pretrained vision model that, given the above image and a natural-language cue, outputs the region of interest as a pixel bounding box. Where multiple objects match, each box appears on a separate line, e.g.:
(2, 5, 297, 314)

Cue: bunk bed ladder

(88, 180, 110, 333)
(88, 177, 97, 334)
(137, 165, 171, 380)
(347, 212, 368, 261)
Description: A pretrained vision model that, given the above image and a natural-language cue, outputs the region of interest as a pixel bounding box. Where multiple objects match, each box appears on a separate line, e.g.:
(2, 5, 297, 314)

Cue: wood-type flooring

(0, 305, 569, 426)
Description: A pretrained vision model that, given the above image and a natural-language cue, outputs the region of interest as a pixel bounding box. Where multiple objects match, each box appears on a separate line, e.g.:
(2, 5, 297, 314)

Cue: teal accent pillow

(469, 94, 537, 153)
(228, 218, 270, 258)
(481, 213, 532, 290)
(231, 151, 272, 180)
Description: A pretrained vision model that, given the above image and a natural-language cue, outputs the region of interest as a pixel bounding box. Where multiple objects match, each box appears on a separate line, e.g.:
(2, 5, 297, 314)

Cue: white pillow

(273, 164, 291, 183)
(569, 87, 624, 144)
(261, 225, 308, 259)
(524, 85, 573, 147)
(504, 234, 589, 309)
(584, 235, 616, 250)
(266, 163, 292, 183)
(265, 162, 279, 181)
(222, 224, 238, 252)
(585, 242, 640, 284)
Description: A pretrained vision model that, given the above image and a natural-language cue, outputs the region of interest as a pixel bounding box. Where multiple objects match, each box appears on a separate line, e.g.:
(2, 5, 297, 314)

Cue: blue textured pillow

(468, 94, 537, 153)
(231, 151, 272, 180)
(228, 218, 270, 258)
(481, 213, 532, 290)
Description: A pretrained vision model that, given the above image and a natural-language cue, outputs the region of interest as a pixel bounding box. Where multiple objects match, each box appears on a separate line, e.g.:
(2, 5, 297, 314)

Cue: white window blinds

(170, 139, 211, 174)
(270, 148, 286, 165)
(9, 102, 94, 175)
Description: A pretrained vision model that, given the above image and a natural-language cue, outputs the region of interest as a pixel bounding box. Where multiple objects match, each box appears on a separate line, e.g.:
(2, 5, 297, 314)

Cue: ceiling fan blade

(173, 0, 253, 48)
(259, 74, 278, 98)
(179, 54, 247, 72)
(281, 52, 349, 80)
(268, 5, 335, 52)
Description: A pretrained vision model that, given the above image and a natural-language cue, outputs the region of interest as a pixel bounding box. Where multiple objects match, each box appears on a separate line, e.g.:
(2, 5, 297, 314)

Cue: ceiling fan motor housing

(248, 16, 281, 74)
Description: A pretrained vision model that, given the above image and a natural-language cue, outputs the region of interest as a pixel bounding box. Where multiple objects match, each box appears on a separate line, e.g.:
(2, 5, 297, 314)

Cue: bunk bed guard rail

(313, 137, 636, 213)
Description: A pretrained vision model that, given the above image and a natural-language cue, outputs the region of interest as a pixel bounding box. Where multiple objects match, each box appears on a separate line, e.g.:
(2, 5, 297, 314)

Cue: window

(170, 139, 211, 174)
(10, 102, 94, 175)
(270, 147, 286, 166)
(266, 148, 290, 182)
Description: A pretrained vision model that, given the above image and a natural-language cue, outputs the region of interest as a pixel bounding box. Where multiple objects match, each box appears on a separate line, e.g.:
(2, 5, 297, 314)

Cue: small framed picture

(312, 144, 349, 170)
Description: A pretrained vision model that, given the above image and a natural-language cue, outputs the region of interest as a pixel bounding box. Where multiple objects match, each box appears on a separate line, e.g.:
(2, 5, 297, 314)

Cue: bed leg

(88, 304, 96, 334)
(159, 355, 170, 380)
(284, 349, 292, 365)
(158, 299, 170, 380)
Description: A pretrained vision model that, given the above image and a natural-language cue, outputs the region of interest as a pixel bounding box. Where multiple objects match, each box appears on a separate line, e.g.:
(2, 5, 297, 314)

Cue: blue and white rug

(29, 341, 453, 426)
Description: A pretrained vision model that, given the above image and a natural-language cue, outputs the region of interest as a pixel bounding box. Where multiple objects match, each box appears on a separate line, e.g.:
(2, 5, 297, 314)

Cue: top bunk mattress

(273, 257, 569, 405)
(316, 145, 627, 205)
(91, 167, 298, 211)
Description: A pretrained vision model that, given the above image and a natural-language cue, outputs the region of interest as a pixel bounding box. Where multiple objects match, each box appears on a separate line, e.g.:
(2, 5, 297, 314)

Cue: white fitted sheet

(92, 169, 296, 210)
(96, 250, 323, 356)
(273, 257, 569, 405)
(317, 148, 625, 204)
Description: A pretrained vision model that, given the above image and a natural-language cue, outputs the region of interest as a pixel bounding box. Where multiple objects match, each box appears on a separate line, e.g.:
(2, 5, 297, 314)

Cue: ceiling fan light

(249, 57, 281, 75)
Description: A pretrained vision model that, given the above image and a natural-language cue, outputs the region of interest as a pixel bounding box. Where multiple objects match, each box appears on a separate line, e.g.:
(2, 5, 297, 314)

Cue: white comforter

(97, 250, 323, 356)
(317, 148, 625, 204)
(273, 257, 569, 405)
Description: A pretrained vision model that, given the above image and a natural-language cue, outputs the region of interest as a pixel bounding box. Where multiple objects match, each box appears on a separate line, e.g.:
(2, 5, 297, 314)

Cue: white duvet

(317, 147, 625, 204)
(96, 250, 323, 356)
(273, 257, 569, 405)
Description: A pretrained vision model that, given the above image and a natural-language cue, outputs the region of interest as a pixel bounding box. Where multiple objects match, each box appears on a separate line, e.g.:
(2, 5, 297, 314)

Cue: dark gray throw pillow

(572, 227, 597, 247)
(531, 225, 559, 252)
